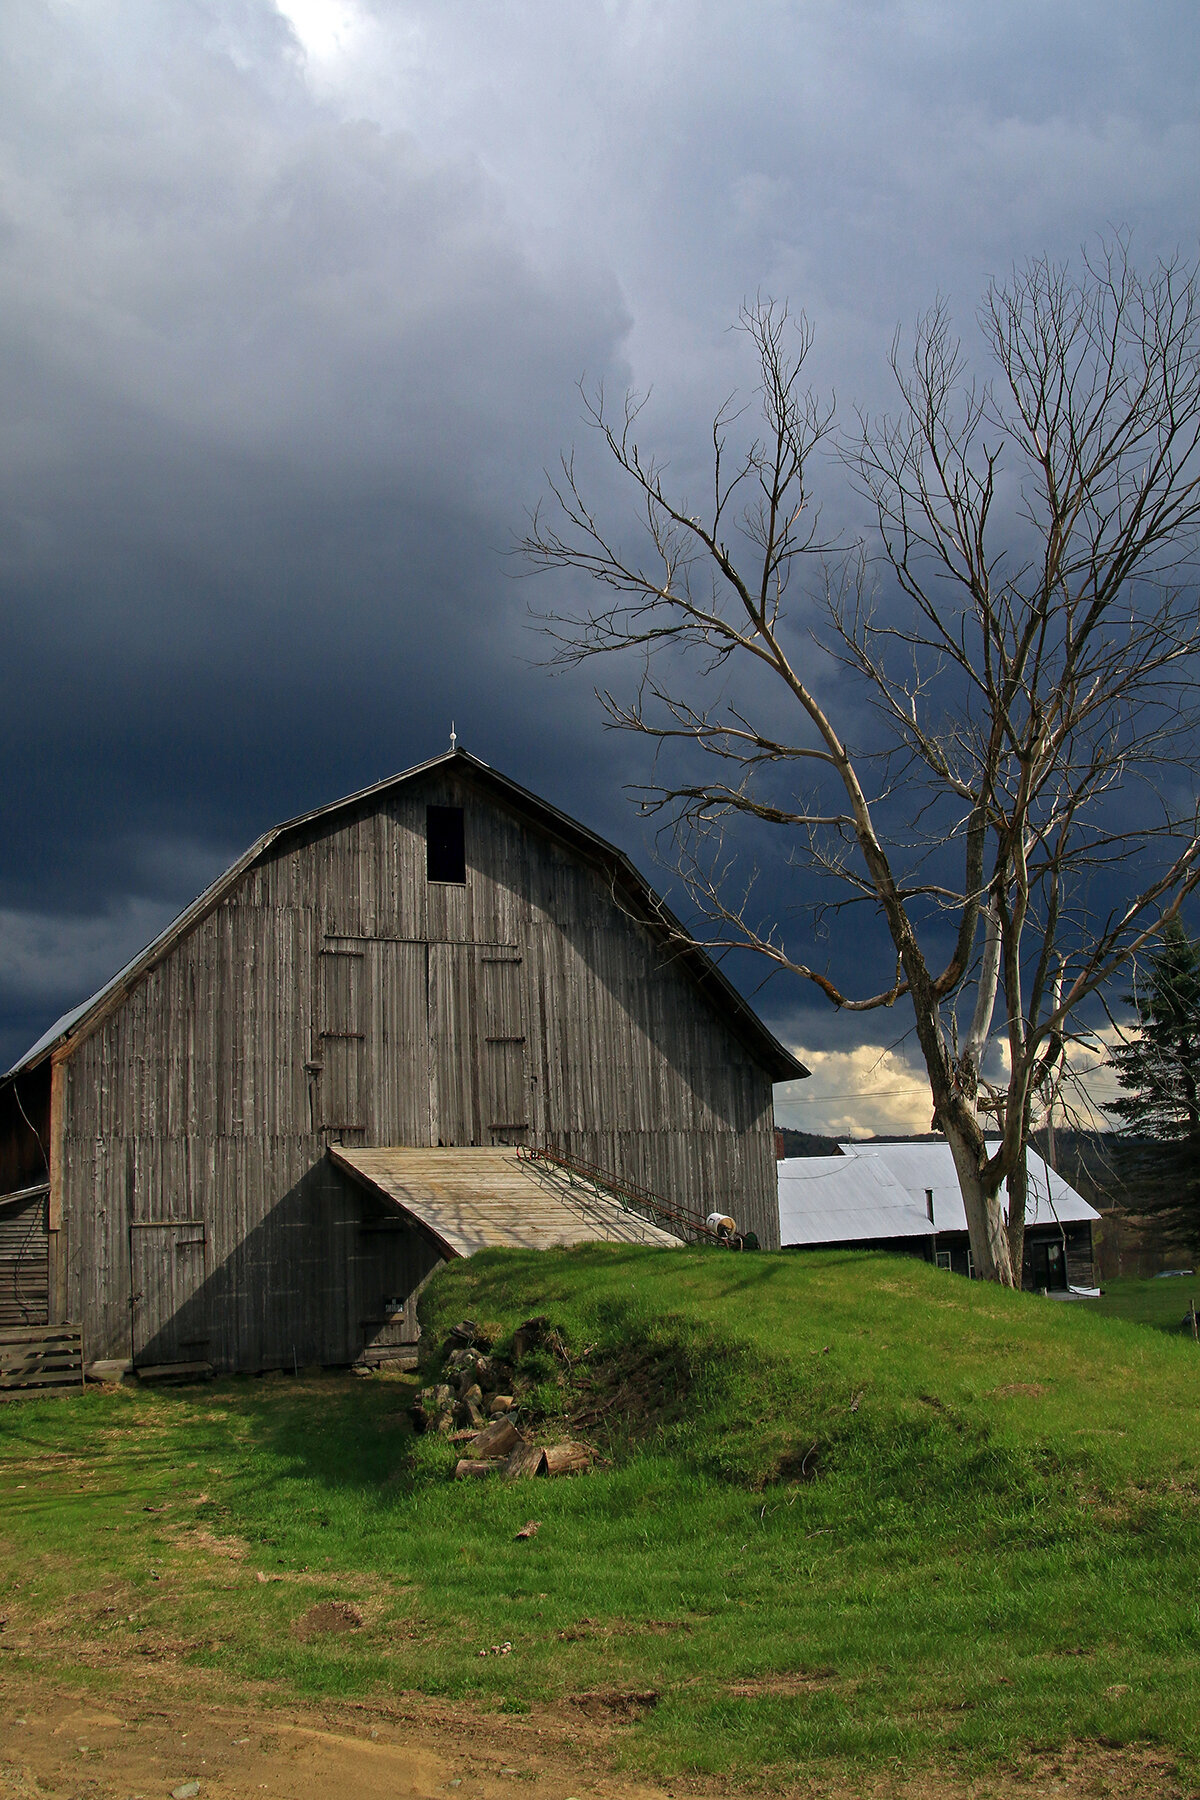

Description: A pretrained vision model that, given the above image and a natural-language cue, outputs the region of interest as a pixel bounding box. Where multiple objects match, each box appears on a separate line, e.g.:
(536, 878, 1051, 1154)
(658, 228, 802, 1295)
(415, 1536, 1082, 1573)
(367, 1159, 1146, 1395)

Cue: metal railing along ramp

(517, 1143, 722, 1245)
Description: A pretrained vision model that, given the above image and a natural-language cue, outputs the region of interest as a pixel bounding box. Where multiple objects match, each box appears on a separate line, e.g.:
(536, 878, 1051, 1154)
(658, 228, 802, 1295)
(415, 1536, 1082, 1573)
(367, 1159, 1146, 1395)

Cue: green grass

(2, 1244, 1199, 1788)
(1090, 1272, 1200, 1333)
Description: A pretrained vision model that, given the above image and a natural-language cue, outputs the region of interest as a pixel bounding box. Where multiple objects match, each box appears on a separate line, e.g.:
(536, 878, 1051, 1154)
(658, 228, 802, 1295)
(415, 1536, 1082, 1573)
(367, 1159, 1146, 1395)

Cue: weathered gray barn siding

(50, 757, 785, 1371)
(0, 1190, 49, 1328)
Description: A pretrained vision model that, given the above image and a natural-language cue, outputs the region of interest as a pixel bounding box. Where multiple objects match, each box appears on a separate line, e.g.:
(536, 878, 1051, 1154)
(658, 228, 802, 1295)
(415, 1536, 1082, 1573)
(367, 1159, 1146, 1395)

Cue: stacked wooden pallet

(0, 1323, 84, 1397)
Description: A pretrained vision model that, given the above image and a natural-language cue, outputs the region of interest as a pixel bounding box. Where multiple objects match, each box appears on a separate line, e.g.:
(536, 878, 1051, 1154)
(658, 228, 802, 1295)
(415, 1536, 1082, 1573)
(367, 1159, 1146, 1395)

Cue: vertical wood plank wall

(59, 769, 781, 1368)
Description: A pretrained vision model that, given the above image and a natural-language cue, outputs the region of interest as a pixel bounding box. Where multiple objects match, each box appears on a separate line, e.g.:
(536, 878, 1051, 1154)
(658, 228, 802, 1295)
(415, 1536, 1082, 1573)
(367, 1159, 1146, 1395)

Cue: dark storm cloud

(0, 0, 635, 1062)
(2, 0, 1198, 1120)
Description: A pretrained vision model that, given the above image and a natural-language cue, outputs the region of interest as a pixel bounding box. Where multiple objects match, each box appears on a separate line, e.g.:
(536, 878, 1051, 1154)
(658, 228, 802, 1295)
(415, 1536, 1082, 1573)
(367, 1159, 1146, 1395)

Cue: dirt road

(0, 1677, 666, 1800)
(0, 1675, 1186, 1800)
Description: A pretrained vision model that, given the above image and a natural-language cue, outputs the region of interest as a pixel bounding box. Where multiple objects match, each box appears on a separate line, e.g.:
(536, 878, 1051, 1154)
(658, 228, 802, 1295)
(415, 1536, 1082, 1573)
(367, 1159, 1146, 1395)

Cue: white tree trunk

(942, 1119, 1017, 1286)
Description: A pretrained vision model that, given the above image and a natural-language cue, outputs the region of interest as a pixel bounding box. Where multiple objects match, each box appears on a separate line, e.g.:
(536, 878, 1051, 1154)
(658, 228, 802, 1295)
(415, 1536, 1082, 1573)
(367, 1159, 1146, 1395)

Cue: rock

(511, 1316, 552, 1360)
(488, 1394, 515, 1415)
(413, 1383, 456, 1433)
(445, 1320, 492, 1354)
(456, 1390, 486, 1430)
(172, 1783, 201, 1799)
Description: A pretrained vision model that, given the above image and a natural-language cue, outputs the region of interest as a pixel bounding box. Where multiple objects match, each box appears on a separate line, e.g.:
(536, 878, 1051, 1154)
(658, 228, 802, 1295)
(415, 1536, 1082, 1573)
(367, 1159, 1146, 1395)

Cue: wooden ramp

(329, 1146, 683, 1257)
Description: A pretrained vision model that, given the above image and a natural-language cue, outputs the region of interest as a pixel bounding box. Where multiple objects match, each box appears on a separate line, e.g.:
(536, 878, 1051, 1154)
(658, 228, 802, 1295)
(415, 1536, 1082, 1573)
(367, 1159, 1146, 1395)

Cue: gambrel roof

(4, 748, 806, 1084)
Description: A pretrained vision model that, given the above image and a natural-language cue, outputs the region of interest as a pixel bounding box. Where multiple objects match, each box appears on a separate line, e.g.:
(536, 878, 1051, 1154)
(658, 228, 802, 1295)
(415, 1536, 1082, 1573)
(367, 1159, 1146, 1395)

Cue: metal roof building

(778, 1139, 1099, 1291)
(837, 1140, 1099, 1233)
(777, 1155, 932, 1247)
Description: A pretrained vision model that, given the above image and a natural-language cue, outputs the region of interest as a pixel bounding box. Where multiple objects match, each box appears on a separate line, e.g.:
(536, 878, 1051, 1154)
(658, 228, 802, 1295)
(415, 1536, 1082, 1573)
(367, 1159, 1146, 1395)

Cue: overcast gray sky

(2, 0, 1198, 1129)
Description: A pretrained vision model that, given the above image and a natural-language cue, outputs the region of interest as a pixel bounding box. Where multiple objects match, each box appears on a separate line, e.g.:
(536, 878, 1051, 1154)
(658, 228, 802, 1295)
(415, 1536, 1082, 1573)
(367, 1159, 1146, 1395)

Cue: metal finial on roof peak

(449, 722, 458, 751)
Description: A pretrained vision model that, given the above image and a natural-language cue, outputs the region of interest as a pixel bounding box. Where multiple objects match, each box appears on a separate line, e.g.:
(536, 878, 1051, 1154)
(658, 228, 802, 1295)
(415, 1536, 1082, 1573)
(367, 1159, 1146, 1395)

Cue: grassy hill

(1, 1245, 1198, 1789)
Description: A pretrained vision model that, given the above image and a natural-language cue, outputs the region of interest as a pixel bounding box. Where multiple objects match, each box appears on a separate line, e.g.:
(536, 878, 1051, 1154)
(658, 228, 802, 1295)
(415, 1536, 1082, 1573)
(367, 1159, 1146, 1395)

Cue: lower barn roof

(837, 1140, 1099, 1230)
(328, 1146, 684, 1258)
(778, 1155, 934, 1247)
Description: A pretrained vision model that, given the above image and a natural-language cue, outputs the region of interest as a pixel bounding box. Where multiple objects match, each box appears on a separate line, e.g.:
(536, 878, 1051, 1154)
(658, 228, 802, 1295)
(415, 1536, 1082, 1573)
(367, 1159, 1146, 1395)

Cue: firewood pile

(413, 1317, 594, 1481)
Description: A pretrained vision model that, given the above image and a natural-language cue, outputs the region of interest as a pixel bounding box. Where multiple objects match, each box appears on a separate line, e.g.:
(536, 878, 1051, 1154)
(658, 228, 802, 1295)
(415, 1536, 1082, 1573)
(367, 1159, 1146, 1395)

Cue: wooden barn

(0, 748, 803, 1379)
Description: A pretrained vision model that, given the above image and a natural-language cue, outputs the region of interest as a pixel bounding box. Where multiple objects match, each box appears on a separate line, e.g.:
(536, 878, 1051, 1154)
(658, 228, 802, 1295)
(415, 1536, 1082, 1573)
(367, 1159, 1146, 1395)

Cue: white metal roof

(837, 1139, 1099, 1228)
(777, 1154, 934, 1247)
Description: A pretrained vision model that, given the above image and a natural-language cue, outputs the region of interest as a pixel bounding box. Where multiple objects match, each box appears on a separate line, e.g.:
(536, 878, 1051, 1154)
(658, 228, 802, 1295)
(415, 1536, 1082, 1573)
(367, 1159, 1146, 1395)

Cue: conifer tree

(1109, 920, 1200, 1251)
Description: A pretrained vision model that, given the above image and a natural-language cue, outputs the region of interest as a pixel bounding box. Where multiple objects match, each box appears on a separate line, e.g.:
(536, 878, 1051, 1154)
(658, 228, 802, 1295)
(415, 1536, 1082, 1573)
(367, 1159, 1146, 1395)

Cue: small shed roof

(778, 1154, 933, 1247)
(328, 1145, 684, 1258)
(837, 1139, 1099, 1229)
(5, 748, 804, 1085)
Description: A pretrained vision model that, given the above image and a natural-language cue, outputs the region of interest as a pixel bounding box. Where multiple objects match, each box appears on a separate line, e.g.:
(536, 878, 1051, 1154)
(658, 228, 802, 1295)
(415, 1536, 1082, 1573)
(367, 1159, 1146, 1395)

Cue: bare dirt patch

(726, 1668, 843, 1697)
(556, 1615, 691, 1642)
(293, 1600, 364, 1640)
(171, 1526, 248, 1560)
(568, 1688, 660, 1721)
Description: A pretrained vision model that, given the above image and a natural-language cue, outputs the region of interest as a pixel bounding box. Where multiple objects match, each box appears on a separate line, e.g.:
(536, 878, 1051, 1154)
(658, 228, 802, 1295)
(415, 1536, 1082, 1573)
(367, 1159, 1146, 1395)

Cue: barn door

(369, 941, 430, 1143)
(477, 950, 529, 1144)
(428, 943, 480, 1143)
(319, 944, 366, 1135)
(427, 944, 529, 1145)
(317, 937, 529, 1147)
(130, 1222, 209, 1366)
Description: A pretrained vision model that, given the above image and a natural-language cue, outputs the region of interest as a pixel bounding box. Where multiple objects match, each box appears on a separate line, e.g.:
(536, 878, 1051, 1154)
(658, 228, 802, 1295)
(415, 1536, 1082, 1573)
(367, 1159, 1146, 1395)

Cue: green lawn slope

(1, 1244, 1198, 1789)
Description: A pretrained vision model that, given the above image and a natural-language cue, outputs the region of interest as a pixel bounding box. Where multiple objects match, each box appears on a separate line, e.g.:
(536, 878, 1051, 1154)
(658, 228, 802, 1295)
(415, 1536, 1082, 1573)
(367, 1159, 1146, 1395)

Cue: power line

(791, 1085, 930, 1101)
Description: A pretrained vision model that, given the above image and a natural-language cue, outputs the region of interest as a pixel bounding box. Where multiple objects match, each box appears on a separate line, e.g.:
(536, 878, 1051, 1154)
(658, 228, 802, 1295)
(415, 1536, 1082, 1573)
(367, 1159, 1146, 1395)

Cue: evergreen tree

(1109, 920, 1200, 1251)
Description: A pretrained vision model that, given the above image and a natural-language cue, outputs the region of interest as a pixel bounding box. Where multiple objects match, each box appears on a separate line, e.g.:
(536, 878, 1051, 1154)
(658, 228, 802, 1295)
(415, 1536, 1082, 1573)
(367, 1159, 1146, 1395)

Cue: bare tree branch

(521, 244, 1200, 1284)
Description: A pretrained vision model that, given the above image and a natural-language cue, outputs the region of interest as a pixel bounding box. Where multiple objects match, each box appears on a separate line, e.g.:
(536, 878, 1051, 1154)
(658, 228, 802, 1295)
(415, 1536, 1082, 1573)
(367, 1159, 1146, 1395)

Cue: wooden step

(135, 1361, 214, 1383)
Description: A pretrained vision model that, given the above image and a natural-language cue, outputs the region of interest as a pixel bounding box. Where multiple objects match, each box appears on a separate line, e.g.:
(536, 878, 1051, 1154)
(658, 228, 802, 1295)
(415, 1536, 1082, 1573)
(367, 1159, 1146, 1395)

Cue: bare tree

(522, 241, 1200, 1285)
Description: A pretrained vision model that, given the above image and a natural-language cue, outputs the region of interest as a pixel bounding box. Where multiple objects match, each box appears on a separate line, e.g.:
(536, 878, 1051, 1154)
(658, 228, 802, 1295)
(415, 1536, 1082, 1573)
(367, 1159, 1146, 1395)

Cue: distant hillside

(775, 1126, 841, 1157)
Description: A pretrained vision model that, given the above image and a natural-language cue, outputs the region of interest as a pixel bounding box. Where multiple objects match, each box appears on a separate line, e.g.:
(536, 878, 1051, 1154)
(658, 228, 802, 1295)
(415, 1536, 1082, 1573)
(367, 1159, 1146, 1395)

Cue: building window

(427, 805, 466, 883)
(935, 1250, 952, 1271)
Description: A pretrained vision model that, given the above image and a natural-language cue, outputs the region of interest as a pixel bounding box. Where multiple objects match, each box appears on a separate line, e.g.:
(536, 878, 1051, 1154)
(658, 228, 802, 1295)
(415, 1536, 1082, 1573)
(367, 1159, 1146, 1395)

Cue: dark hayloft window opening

(427, 805, 466, 883)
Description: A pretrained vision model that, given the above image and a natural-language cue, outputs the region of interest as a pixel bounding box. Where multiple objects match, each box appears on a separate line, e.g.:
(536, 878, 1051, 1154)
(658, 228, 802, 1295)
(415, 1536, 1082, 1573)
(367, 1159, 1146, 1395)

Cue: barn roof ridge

(4, 747, 806, 1084)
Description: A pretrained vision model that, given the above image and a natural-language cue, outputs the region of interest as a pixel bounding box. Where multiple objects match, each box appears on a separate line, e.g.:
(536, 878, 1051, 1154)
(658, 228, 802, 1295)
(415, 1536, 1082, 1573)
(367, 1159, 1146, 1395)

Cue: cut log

(539, 1442, 593, 1477)
(504, 1442, 546, 1480)
(468, 1416, 520, 1460)
(454, 1458, 502, 1479)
